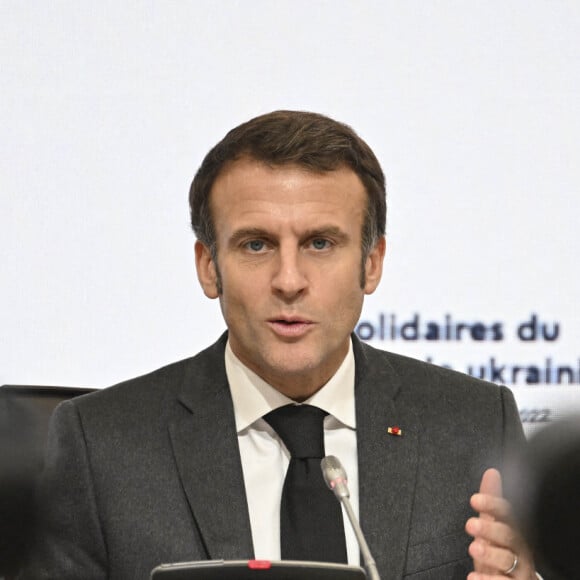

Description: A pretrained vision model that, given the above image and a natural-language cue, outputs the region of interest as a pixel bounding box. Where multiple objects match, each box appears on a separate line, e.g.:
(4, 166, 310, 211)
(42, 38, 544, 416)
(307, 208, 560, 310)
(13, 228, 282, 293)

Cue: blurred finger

(466, 517, 518, 549)
(469, 538, 518, 572)
(479, 468, 502, 497)
(470, 493, 512, 521)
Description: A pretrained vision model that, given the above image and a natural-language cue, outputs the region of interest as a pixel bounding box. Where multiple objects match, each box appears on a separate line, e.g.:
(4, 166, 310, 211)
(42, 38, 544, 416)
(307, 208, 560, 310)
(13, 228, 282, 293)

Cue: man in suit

(21, 111, 537, 579)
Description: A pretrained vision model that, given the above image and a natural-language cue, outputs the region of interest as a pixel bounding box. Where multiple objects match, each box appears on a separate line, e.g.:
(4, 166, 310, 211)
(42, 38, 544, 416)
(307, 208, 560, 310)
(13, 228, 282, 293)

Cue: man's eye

(311, 238, 330, 250)
(245, 240, 265, 252)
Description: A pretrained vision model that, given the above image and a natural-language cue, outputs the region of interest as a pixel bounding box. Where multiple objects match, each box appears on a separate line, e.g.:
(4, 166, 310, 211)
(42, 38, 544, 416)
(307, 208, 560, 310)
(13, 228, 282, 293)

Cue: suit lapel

(169, 335, 254, 560)
(354, 338, 419, 580)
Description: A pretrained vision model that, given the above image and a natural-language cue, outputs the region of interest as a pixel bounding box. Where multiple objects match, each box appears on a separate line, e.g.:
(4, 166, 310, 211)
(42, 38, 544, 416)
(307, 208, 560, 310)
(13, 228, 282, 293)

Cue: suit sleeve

(19, 400, 108, 580)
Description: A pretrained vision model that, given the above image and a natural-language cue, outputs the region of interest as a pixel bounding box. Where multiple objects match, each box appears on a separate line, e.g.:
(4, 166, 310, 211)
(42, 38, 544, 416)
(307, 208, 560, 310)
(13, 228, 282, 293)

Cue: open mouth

(268, 318, 313, 337)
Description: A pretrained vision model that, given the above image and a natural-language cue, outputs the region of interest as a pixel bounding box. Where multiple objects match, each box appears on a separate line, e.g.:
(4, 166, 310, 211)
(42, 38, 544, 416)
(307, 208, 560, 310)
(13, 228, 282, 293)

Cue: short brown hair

(189, 110, 386, 260)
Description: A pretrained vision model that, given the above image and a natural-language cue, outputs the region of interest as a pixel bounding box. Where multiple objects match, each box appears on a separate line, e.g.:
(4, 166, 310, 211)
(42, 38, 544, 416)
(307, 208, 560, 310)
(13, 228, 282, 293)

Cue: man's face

(195, 158, 385, 400)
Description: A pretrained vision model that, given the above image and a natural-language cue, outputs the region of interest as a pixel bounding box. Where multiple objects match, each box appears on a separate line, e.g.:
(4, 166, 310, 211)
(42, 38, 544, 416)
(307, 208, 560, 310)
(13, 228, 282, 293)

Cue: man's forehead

(211, 162, 364, 210)
(212, 156, 359, 186)
(207, 161, 365, 239)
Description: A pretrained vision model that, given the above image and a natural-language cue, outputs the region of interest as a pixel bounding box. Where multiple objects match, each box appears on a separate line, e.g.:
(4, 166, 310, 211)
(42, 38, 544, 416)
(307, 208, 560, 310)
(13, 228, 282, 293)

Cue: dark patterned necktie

(264, 404, 348, 563)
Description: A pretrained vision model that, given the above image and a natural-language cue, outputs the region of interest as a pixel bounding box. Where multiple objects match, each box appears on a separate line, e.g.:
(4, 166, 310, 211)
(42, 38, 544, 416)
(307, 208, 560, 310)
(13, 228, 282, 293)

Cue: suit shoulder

(73, 333, 227, 414)
(359, 340, 503, 398)
(355, 340, 524, 468)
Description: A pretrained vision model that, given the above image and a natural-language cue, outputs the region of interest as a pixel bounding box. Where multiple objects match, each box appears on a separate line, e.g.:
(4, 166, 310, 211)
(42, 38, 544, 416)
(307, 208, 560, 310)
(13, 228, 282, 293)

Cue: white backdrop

(2, 1, 579, 435)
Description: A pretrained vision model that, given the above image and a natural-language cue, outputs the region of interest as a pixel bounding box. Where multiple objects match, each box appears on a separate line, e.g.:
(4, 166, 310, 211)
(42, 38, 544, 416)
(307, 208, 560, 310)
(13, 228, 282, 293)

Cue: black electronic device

(150, 559, 366, 579)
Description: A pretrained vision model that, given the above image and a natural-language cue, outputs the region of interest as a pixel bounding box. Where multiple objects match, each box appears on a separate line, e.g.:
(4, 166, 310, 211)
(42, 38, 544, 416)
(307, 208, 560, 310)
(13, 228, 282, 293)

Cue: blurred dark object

(507, 416, 580, 580)
(0, 385, 95, 577)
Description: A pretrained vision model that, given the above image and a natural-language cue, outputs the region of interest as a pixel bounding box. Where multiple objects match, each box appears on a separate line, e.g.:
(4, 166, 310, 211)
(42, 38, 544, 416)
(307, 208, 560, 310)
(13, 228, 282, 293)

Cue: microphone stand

(321, 456, 381, 580)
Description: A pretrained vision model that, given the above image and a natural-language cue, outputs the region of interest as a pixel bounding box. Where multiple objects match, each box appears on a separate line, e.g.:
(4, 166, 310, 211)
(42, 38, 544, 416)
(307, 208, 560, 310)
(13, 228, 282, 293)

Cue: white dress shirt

(225, 339, 360, 565)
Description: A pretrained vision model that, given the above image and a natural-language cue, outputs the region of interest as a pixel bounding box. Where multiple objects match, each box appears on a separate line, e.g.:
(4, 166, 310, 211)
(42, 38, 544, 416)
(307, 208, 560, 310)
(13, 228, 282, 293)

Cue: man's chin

(258, 351, 335, 397)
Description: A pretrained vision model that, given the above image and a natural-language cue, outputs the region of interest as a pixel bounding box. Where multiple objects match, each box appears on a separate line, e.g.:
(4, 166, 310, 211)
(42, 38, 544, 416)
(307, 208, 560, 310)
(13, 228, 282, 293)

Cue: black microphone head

(506, 416, 580, 580)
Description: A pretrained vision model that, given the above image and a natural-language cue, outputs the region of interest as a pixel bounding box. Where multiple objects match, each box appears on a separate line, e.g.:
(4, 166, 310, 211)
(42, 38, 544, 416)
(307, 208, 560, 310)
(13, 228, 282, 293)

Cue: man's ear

(195, 241, 220, 299)
(363, 236, 386, 295)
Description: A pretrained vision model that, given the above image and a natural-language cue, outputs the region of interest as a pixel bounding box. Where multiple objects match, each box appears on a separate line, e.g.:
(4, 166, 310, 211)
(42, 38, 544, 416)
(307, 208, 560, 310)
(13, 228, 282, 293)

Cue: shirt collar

(225, 339, 356, 433)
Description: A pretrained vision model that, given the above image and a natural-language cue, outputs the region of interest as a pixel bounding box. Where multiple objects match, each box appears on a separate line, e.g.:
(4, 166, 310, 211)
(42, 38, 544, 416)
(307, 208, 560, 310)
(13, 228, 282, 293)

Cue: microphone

(321, 456, 380, 580)
(505, 416, 580, 579)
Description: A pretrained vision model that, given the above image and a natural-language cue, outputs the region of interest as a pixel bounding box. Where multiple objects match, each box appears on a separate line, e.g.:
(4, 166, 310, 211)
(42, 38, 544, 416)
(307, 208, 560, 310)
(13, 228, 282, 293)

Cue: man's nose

(271, 246, 308, 298)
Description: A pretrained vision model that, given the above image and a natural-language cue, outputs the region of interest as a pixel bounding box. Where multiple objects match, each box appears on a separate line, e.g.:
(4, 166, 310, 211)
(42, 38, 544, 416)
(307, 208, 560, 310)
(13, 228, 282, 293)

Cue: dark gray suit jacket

(21, 333, 524, 580)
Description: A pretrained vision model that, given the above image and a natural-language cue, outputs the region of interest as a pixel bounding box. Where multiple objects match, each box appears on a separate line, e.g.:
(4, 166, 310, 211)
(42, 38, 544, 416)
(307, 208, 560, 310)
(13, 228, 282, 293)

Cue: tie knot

(264, 404, 327, 458)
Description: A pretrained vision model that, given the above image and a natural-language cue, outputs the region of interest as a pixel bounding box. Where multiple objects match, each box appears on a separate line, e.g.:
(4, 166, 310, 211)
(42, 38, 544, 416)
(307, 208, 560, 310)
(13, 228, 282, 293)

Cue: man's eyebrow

(302, 226, 349, 241)
(228, 228, 271, 245)
(228, 226, 350, 246)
